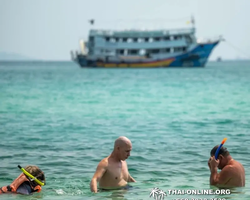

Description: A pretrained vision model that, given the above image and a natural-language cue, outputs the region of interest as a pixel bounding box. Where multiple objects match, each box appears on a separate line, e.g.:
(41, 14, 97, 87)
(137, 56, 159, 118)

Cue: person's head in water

(0, 165, 45, 195)
(210, 145, 232, 170)
(24, 165, 46, 186)
(113, 136, 132, 161)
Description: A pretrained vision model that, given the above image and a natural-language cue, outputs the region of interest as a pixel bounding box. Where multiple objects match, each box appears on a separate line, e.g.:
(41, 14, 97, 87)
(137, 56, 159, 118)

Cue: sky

(0, 0, 250, 61)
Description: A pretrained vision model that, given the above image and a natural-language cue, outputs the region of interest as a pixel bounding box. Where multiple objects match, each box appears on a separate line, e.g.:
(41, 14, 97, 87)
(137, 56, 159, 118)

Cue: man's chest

(106, 163, 129, 179)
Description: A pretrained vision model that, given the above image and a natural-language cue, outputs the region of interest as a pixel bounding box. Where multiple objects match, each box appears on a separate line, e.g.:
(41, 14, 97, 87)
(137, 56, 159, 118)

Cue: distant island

(0, 52, 34, 61)
(0, 52, 72, 62)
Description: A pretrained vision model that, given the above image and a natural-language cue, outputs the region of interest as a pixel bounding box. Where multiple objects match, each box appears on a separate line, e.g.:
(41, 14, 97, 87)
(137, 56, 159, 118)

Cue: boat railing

(90, 27, 195, 36)
(196, 35, 224, 44)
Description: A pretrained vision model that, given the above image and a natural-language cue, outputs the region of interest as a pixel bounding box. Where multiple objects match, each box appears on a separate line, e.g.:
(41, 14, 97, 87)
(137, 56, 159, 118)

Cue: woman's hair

(24, 165, 45, 184)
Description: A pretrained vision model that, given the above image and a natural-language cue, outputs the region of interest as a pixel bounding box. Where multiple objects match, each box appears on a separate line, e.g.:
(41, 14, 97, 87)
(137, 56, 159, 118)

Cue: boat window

(110, 38, 116, 43)
(129, 50, 138, 55)
(164, 36, 170, 41)
(145, 52, 151, 58)
(139, 49, 146, 55)
(174, 47, 183, 52)
(152, 49, 160, 54)
(133, 38, 138, 42)
(117, 49, 124, 55)
(174, 36, 178, 40)
(138, 38, 144, 43)
(127, 38, 133, 43)
(149, 38, 154, 42)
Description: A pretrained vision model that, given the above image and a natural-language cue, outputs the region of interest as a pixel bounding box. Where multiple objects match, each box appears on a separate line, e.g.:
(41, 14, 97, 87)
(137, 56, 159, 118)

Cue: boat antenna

(191, 15, 195, 28)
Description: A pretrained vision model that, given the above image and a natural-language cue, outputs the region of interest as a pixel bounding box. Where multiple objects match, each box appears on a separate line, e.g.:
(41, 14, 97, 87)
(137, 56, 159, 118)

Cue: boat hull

(74, 41, 219, 68)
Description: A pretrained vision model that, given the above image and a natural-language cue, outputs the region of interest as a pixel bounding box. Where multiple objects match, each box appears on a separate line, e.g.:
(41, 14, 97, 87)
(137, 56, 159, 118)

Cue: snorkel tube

(18, 165, 45, 186)
(214, 138, 227, 160)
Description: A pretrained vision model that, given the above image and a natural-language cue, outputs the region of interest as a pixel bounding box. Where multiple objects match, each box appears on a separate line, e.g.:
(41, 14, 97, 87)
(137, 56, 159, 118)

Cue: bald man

(90, 136, 136, 193)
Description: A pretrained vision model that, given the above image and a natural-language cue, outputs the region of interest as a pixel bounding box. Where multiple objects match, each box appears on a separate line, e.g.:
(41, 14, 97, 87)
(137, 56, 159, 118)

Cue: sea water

(0, 61, 250, 200)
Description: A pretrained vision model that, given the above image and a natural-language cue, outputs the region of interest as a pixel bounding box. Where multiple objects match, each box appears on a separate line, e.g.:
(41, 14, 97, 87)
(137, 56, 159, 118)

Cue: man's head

(113, 136, 132, 161)
(210, 145, 231, 169)
(24, 165, 46, 186)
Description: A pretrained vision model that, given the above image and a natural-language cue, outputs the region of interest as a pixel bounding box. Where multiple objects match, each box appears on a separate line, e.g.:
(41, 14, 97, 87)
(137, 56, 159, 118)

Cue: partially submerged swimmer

(90, 136, 136, 193)
(0, 165, 45, 195)
(208, 145, 245, 188)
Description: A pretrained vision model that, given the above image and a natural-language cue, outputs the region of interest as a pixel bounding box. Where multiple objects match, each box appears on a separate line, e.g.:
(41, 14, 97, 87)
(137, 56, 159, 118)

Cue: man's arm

(128, 174, 136, 182)
(208, 158, 211, 170)
(90, 159, 108, 193)
(124, 161, 136, 182)
(210, 165, 233, 187)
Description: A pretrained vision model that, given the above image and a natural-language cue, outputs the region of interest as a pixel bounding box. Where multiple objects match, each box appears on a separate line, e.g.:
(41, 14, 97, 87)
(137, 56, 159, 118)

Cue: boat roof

(89, 27, 195, 37)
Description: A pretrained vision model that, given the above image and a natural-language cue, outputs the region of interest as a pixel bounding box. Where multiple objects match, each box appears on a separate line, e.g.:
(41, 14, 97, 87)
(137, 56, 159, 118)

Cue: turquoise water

(0, 61, 250, 200)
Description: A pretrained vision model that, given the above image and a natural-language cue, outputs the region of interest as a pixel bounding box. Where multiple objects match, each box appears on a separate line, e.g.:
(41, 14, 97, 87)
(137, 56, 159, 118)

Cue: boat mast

(191, 15, 195, 29)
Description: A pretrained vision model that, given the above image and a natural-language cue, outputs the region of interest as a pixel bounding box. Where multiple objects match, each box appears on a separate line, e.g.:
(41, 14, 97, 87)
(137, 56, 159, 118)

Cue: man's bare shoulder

(226, 160, 244, 169)
(234, 160, 245, 168)
(221, 164, 237, 174)
(97, 157, 109, 167)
